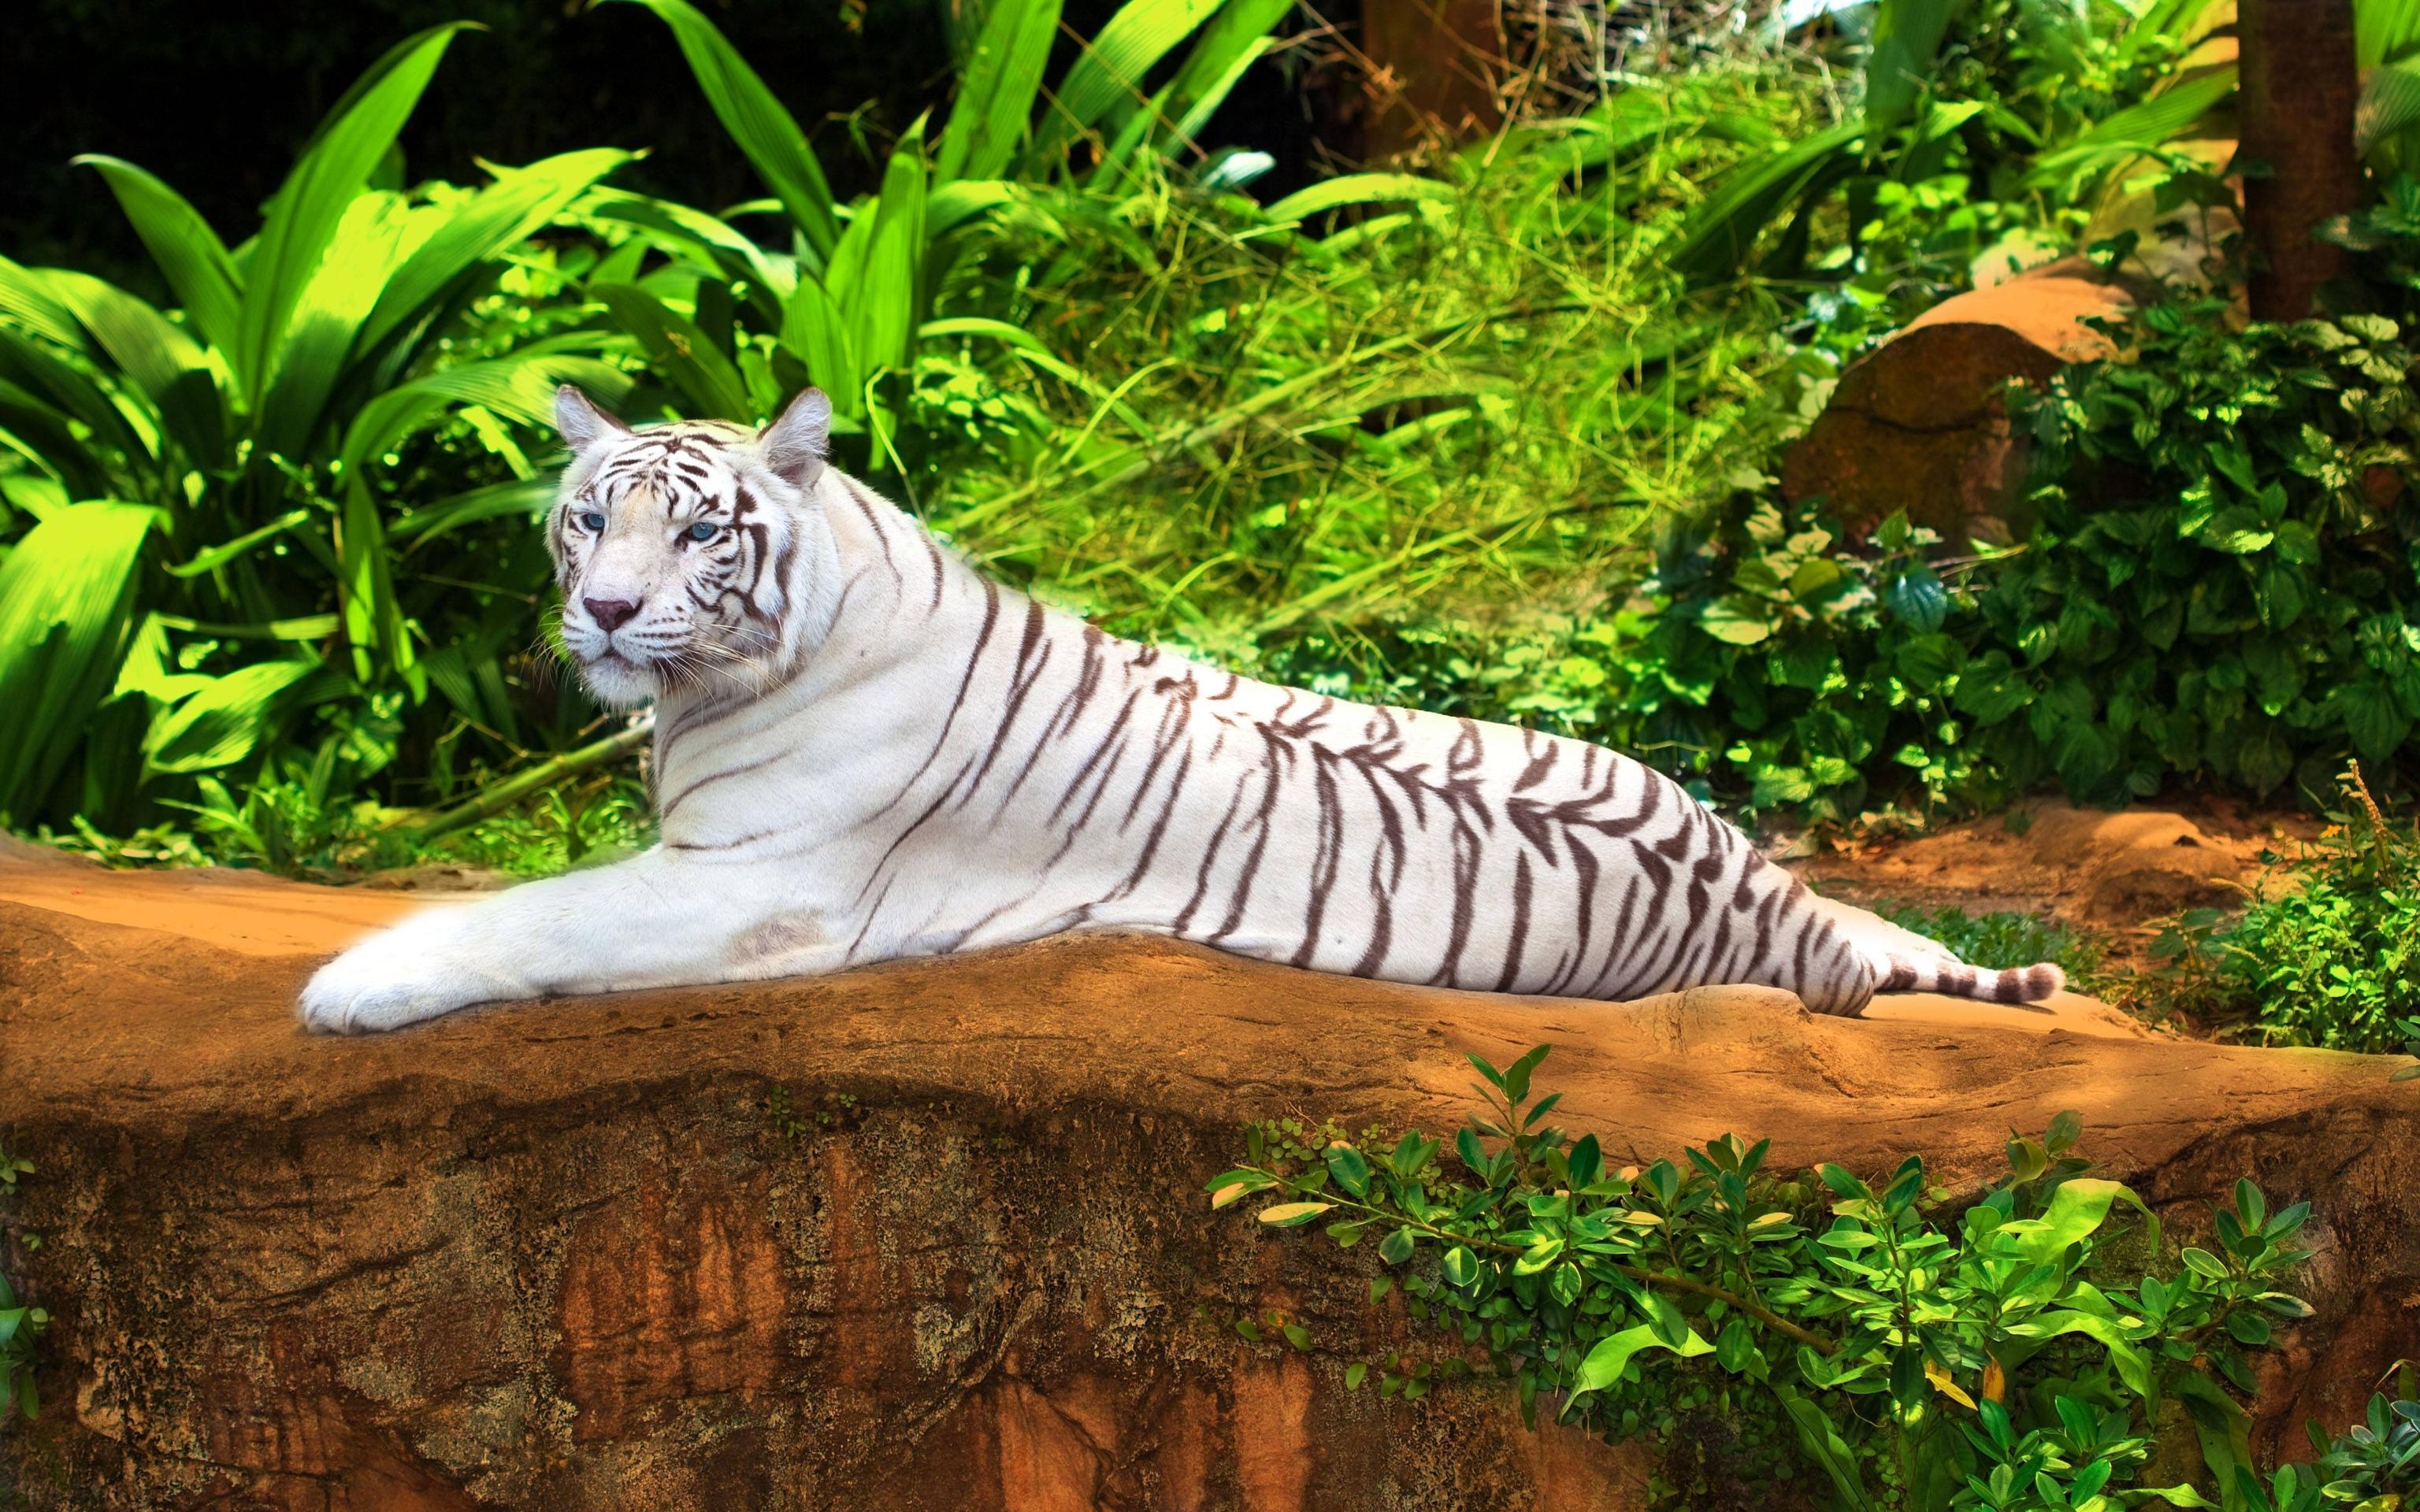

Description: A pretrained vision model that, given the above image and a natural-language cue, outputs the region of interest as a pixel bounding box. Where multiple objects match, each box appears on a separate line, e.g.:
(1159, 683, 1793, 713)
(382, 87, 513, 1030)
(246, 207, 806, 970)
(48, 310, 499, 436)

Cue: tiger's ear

(760, 387, 832, 490)
(554, 385, 628, 452)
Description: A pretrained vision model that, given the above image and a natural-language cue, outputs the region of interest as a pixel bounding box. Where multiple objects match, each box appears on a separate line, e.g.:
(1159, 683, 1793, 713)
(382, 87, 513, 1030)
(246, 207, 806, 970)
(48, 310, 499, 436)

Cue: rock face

(2, 853, 2417, 1510)
(1781, 265, 2143, 547)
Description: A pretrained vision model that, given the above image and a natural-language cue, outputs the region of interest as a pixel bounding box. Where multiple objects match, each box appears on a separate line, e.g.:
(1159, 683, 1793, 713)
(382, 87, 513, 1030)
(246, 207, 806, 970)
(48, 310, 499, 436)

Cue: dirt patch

(1792, 798, 2320, 939)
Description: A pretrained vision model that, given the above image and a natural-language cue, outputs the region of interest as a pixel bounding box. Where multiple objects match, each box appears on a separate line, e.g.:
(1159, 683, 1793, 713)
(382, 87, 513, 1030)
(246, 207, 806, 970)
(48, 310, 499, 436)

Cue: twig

(395, 719, 653, 843)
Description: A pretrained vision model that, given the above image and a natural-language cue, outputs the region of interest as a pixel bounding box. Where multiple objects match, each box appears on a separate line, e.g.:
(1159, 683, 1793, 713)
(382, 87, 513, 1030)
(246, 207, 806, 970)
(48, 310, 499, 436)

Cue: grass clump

(1873, 902, 2105, 982)
(915, 65, 1830, 664)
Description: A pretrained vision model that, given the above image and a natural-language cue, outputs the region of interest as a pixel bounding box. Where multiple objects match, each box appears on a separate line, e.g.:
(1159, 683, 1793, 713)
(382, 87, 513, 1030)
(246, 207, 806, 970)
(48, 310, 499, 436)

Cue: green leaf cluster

(2145, 767, 2420, 1054)
(0, 27, 632, 832)
(1218, 1047, 2338, 1510)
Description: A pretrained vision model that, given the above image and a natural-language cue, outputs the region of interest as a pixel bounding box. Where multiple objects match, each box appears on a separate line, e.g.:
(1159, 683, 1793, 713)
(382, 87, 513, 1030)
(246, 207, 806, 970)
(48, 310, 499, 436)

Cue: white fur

(299, 392, 2060, 1032)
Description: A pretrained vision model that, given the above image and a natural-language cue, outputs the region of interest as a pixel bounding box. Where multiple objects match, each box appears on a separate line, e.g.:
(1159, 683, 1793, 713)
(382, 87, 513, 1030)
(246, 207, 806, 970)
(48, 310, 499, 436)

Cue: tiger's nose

(582, 595, 641, 631)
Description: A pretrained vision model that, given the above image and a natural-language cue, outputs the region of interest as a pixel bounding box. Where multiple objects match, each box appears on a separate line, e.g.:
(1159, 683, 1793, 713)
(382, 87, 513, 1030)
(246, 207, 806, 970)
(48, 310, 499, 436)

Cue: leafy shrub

(2149, 768, 2420, 1054)
(1362, 273, 2420, 824)
(2307, 1388, 2420, 1510)
(1215, 1047, 2322, 1508)
(0, 27, 629, 835)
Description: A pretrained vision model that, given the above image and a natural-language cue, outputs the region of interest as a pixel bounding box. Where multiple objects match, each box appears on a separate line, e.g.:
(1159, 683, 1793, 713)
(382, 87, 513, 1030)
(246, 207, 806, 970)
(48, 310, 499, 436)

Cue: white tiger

(298, 387, 2063, 1033)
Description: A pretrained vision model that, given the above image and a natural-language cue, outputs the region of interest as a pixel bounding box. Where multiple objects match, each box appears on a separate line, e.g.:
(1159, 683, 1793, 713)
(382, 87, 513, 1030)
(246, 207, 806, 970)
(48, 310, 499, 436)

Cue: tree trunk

(1357, 0, 1505, 158)
(2237, 0, 2365, 320)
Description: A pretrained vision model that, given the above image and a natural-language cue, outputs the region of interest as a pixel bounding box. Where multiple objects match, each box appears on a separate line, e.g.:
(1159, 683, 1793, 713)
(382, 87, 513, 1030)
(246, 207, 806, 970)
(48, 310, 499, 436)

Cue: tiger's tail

(1875, 954, 2066, 1005)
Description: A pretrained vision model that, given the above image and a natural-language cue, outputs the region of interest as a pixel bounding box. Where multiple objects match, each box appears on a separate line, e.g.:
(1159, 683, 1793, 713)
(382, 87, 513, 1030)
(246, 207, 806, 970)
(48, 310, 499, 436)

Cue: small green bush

(2151, 768, 2420, 1054)
(1216, 1046, 2318, 1509)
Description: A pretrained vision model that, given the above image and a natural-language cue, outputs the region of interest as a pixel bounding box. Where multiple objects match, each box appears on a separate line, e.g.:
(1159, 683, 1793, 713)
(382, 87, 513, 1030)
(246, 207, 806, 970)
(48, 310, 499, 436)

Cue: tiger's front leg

(298, 849, 796, 1033)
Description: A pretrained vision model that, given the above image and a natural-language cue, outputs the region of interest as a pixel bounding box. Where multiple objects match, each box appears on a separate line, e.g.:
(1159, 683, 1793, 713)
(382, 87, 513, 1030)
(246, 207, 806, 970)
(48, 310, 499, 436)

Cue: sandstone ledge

(0, 860, 2414, 1510)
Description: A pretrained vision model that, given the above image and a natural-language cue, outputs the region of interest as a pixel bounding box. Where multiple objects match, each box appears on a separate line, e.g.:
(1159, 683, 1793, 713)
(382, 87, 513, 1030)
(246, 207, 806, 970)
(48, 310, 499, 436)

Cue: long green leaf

(592, 284, 753, 421)
(253, 191, 418, 463)
(937, 0, 1065, 182)
(1995, 1178, 2158, 1264)
(1156, 0, 1294, 150)
(2024, 1310, 2156, 1402)
(606, 0, 841, 258)
(390, 477, 557, 544)
(338, 351, 633, 479)
(1026, 0, 1226, 171)
(237, 24, 469, 409)
(2359, 59, 2420, 155)
(0, 327, 155, 471)
(1778, 1388, 1882, 1512)
(2361, 0, 2420, 69)
(1264, 172, 1457, 224)
(929, 179, 1020, 237)
(168, 509, 313, 578)
(0, 382, 116, 500)
(144, 659, 321, 774)
(0, 254, 95, 352)
(2025, 65, 2237, 191)
(780, 276, 862, 417)
(1671, 121, 1864, 283)
(1571, 1320, 1713, 1395)
(850, 124, 932, 378)
(73, 155, 247, 361)
(920, 317, 1086, 383)
(338, 475, 409, 681)
(583, 191, 797, 317)
(1865, 0, 1965, 135)
(0, 502, 157, 819)
(358, 147, 635, 361)
(39, 269, 227, 468)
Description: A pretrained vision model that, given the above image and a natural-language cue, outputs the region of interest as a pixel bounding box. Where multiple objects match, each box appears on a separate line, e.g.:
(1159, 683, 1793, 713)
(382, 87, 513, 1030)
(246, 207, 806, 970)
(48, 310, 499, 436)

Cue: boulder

(2, 854, 2415, 1510)
(1781, 264, 2145, 547)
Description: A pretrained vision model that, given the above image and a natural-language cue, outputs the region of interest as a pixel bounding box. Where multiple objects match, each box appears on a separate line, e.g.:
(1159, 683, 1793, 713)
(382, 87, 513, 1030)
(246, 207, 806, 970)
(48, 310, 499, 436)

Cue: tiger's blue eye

(685, 521, 719, 542)
(580, 511, 607, 531)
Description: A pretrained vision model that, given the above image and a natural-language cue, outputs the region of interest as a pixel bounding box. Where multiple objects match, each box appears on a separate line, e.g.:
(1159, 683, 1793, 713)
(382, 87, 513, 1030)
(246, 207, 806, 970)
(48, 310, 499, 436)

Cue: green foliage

(2147, 768, 2420, 1054)
(1871, 902, 2105, 980)
(1674, 0, 2225, 287)
(1217, 1047, 2331, 1509)
(1471, 272, 2420, 823)
(0, 1140, 43, 1424)
(2309, 1385, 2420, 1510)
(0, 29, 630, 834)
(601, 0, 1294, 447)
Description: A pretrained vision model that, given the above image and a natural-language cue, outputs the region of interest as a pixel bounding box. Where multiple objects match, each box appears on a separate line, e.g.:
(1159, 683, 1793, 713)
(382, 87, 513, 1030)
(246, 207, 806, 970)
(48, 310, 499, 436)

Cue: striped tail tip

(1877, 956, 2066, 1005)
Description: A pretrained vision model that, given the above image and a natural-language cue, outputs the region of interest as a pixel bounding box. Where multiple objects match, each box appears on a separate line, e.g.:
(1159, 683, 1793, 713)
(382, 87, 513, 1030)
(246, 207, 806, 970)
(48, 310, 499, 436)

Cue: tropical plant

(588, 0, 1296, 454)
(1215, 1046, 2318, 1509)
(1672, 0, 2233, 287)
(0, 25, 635, 829)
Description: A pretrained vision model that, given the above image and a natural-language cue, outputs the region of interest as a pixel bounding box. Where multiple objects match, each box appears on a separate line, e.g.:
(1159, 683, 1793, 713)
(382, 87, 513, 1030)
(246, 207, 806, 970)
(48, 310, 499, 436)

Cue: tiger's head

(547, 385, 833, 709)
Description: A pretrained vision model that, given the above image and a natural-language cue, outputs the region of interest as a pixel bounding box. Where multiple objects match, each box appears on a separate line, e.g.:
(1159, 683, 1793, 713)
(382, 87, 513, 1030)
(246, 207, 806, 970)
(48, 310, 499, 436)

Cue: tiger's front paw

(299, 939, 511, 1034)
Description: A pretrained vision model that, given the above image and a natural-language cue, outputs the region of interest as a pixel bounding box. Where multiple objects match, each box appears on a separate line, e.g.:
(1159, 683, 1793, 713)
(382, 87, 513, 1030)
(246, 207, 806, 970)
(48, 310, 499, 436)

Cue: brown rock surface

(1781, 265, 2143, 546)
(2, 853, 2414, 1509)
